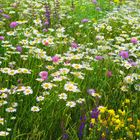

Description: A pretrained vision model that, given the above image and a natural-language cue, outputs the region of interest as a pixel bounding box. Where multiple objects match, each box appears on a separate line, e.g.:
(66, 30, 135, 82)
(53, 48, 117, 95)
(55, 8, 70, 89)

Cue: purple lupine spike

(45, 5, 51, 27)
(89, 107, 100, 129)
(91, 107, 100, 120)
(78, 115, 86, 140)
(2, 14, 11, 19)
(62, 133, 68, 140)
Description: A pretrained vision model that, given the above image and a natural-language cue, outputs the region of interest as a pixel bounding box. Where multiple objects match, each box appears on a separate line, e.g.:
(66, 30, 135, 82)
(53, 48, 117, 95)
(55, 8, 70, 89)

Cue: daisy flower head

(31, 106, 40, 112)
(23, 88, 33, 95)
(42, 82, 53, 90)
(124, 75, 134, 84)
(58, 93, 67, 100)
(71, 64, 83, 69)
(0, 118, 4, 125)
(59, 68, 70, 75)
(42, 39, 49, 46)
(36, 96, 45, 102)
(64, 82, 80, 92)
(0, 131, 9, 136)
(6, 107, 16, 112)
(66, 101, 76, 108)
(76, 98, 85, 104)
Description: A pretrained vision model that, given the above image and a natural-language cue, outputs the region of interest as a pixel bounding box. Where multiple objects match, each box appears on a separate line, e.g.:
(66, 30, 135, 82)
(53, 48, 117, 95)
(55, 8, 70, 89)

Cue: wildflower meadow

(0, 0, 140, 139)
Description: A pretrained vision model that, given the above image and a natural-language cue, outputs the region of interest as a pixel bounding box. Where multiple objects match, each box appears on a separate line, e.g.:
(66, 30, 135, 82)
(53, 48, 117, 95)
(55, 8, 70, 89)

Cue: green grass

(0, 0, 140, 140)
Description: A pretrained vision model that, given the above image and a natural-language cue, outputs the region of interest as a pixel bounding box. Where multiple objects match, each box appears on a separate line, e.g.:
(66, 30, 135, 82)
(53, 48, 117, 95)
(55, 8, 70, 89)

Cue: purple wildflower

(52, 56, 60, 63)
(89, 108, 100, 129)
(16, 46, 22, 53)
(62, 133, 68, 140)
(92, 0, 97, 4)
(78, 115, 86, 140)
(131, 37, 138, 44)
(95, 55, 103, 60)
(81, 19, 89, 23)
(0, 36, 4, 40)
(45, 5, 51, 27)
(2, 14, 10, 19)
(10, 21, 18, 28)
(106, 70, 112, 78)
(87, 89, 96, 96)
(128, 59, 137, 67)
(0, 9, 3, 13)
(44, 20, 49, 25)
(71, 42, 79, 49)
(39, 71, 48, 80)
(91, 108, 100, 120)
(119, 50, 129, 59)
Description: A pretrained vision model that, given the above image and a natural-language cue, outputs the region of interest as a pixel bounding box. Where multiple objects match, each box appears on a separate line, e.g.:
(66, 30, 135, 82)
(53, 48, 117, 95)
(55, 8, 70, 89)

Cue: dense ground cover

(0, 0, 140, 140)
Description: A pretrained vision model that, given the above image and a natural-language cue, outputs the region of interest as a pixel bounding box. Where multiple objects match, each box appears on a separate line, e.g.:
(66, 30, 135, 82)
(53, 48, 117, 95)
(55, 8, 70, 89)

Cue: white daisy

(31, 106, 40, 112)
(66, 101, 76, 108)
(23, 89, 33, 95)
(58, 93, 67, 100)
(36, 96, 45, 102)
(64, 82, 80, 92)
(42, 83, 53, 90)
(0, 131, 9, 136)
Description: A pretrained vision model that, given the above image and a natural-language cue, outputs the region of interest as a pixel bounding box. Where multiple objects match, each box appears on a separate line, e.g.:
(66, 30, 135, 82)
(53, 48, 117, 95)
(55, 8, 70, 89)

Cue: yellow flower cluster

(113, 0, 125, 4)
(90, 106, 140, 139)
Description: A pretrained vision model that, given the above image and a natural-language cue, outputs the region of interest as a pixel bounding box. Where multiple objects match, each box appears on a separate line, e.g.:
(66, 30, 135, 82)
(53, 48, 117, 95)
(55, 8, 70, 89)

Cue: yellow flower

(115, 126, 119, 131)
(91, 118, 95, 125)
(118, 109, 125, 116)
(99, 107, 106, 113)
(108, 109, 115, 116)
(130, 124, 135, 129)
(115, 119, 121, 124)
(101, 132, 106, 138)
(127, 118, 132, 122)
(125, 99, 130, 104)
(115, 115, 119, 118)
(102, 120, 107, 125)
(114, 0, 120, 3)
